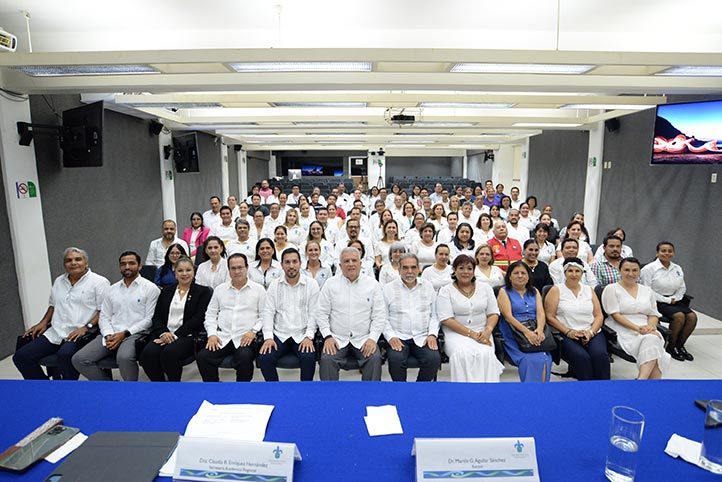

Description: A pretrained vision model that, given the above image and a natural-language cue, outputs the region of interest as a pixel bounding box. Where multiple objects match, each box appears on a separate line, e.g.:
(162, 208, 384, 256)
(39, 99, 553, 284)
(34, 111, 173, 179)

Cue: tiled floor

(2, 313, 720, 383)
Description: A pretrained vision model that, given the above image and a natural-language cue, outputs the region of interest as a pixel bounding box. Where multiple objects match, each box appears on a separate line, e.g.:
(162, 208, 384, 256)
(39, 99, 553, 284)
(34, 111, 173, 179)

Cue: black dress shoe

(679, 346, 694, 361)
(667, 346, 685, 361)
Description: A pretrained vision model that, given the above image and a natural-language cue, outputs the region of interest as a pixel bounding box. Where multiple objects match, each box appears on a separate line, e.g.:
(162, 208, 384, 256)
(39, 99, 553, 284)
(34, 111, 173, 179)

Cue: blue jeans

(258, 336, 317, 381)
(13, 336, 80, 380)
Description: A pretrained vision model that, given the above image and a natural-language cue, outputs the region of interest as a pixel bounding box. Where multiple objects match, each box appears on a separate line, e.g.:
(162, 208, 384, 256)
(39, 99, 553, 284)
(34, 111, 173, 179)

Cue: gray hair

(63, 247, 88, 263)
(235, 218, 250, 227)
(388, 242, 407, 259)
(398, 252, 419, 266)
(340, 246, 361, 260)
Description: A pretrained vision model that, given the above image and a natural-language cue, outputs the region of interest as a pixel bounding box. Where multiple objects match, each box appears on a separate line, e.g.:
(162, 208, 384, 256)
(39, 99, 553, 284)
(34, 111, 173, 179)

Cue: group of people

(13, 178, 697, 383)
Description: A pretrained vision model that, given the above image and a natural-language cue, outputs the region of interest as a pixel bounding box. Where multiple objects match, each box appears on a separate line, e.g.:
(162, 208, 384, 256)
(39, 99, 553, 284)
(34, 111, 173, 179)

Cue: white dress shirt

(196, 259, 230, 289)
(204, 280, 265, 349)
(383, 278, 439, 347)
(226, 239, 255, 258)
(316, 274, 387, 349)
(640, 258, 686, 303)
(262, 275, 320, 343)
(202, 210, 222, 231)
(44, 269, 110, 345)
(549, 257, 598, 287)
(146, 237, 190, 267)
(98, 276, 160, 345)
(506, 224, 530, 243)
(210, 223, 237, 245)
(421, 264, 453, 292)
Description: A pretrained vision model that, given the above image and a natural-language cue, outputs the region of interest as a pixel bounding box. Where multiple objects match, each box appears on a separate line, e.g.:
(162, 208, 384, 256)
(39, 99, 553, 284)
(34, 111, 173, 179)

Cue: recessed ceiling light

(228, 62, 371, 72)
(513, 122, 584, 127)
(13, 64, 159, 76)
(294, 122, 368, 126)
(273, 102, 367, 107)
(414, 122, 475, 127)
(451, 63, 594, 74)
(655, 66, 722, 76)
(562, 104, 656, 110)
(420, 102, 514, 108)
(127, 102, 221, 108)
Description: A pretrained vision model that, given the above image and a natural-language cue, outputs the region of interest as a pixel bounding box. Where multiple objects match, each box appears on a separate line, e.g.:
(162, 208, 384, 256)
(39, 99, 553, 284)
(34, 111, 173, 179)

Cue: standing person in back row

(73, 251, 160, 381)
(146, 220, 189, 267)
(317, 247, 386, 381)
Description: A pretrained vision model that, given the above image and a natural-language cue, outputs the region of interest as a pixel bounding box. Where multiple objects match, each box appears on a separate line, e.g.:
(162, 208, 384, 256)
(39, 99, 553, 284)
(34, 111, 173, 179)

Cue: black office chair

(540, 284, 567, 376)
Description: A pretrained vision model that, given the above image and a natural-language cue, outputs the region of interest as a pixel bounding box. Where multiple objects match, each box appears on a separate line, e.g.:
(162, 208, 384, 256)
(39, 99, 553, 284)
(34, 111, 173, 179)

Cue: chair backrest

(594, 285, 608, 319)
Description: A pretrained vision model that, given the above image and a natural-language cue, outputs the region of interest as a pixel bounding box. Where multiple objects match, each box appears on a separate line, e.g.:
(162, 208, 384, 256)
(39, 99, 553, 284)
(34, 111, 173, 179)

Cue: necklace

(457, 283, 475, 298)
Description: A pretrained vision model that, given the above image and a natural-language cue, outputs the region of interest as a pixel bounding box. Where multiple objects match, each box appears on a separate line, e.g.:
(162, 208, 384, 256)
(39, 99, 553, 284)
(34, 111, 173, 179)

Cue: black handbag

(509, 319, 557, 353)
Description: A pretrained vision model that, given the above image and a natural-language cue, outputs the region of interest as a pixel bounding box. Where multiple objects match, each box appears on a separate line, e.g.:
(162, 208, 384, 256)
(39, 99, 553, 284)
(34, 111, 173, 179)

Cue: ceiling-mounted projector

(390, 114, 415, 124)
(0, 28, 17, 52)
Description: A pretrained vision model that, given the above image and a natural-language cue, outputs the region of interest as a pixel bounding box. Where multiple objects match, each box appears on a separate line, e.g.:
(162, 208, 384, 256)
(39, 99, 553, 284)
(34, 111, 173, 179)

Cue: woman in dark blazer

(140, 257, 212, 381)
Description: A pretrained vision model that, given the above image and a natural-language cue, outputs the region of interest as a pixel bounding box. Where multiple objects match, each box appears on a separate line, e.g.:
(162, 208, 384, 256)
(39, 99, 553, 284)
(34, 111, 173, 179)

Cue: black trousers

(139, 336, 195, 381)
(196, 343, 255, 382)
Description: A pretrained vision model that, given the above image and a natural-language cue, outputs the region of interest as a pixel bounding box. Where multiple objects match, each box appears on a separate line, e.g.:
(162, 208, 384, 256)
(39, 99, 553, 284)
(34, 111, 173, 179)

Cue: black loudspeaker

(149, 121, 163, 136)
(605, 118, 620, 132)
(234, 145, 242, 152)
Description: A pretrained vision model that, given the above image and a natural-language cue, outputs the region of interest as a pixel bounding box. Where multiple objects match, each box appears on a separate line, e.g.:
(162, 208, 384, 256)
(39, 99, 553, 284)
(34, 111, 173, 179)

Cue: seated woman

(522, 239, 553, 293)
(154, 243, 187, 288)
(379, 243, 407, 285)
(544, 257, 609, 380)
(449, 223, 476, 263)
(497, 261, 553, 382)
(602, 257, 670, 379)
(436, 255, 504, 382)
(195, 236, 228, 289)
(301, 241, 333, 289)
(421, 244, 453, 292)
(557, 220, 594, 263)
(532, 223, 557, 264)
(640, 241, 697, 361)
(248, 238, 283, 288)
(140, 257, 212, 381)
(181, 211, 210, 258)
(409, 222, 438, 269)
(474, 243, 504, 288)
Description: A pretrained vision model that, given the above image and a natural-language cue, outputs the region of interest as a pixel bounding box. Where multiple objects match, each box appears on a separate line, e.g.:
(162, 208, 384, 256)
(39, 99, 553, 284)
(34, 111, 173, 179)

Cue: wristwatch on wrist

(85, 322, 94, 329)
(124, 330, 131, 338)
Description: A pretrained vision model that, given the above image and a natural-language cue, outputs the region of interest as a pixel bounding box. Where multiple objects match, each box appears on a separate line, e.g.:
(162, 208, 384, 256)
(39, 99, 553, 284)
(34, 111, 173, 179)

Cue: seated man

(72, 251, 160, 381)
(146, 220, 189, 267)
(210, 206, 237, 245)
(259, 249, 320, 381)
(203, 195, 223, 230)
(590, 235, 623, 287)
(383, 253, 440, 382)
(487, 221, 523, 271)
(196, 253, 266, 382)
(550, 238, 598, 287)
(317, 247, 386, 381)
(225, 219, 255, 258)
(14, 247, 110, 380)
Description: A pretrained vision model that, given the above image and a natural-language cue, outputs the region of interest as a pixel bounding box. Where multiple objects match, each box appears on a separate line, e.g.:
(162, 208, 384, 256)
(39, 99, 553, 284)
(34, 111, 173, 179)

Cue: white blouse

(421, 264, 453, 292)
(167, 288, 188, 333)
(555, 283, 594, 331)
(475, 266, 505, 288)
(195, 259, 229, 289)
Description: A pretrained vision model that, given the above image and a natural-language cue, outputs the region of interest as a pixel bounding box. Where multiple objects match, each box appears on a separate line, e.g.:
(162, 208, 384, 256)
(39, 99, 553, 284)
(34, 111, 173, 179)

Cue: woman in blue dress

(497, 261, 552, 382)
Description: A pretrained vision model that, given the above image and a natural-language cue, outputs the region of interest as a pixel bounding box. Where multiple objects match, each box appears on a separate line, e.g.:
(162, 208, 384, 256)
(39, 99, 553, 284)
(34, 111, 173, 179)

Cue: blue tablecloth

(0, 379, 720, 481)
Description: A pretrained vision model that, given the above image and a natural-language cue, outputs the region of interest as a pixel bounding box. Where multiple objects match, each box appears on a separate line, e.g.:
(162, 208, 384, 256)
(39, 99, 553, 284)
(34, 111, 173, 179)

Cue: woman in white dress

(379, 242, 407, 285)
(421, 244, 453, 292)
(449, 223, 476, 263)
(273, 225, 298, 259)
(410, 223, 437, 269)
(299, 221, 335, 267)
(474, 213, 494, 245)
(436, 254, 504, 382)
(374, 219, 403, 268)
(195, 236, 229, 289)
(283, 209, 308, 246)
(428, 203, 448, 231)
(557, 221, 593, 263)
(474, 244, 505, 288)
(602, 257, 670, 380)
(544, 257, 609, 380)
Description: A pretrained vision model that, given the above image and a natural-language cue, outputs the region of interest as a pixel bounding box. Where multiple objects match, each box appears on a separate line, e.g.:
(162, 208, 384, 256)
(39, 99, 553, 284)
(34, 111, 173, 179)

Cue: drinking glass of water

(700, 400, 722, 474)
(605, 406, 645, 482)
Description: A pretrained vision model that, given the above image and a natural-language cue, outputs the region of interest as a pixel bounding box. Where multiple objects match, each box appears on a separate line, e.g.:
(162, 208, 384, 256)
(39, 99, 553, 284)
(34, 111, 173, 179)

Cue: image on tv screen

(652, 99, 722, 165)
(301, 165, 324, 176)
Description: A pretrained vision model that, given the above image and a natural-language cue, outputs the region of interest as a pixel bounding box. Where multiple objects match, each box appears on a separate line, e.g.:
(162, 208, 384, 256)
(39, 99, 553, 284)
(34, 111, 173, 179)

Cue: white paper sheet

(159, 400, 275, 476)
(364, 405, 403, 436)
(184, 400, 275, 441)
(44, 432, 88, 463)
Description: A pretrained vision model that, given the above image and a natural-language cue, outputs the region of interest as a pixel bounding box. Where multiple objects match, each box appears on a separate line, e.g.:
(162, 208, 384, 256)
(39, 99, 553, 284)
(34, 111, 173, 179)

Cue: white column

(583, 123, 605, 243)
(0, 96, 52, 328)
(518, 139, 530, 199)
(238, 149, 248, 199)
(158, 129, 177, 222)
(268, 152, 277, 179)
(220, 141, 230, 203)
(462, 153, 468, 178)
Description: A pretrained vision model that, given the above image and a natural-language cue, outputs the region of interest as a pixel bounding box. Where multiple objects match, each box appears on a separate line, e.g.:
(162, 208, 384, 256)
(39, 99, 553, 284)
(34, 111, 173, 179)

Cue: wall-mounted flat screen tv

(62, 101, 104, 167)
(652, 99, 722, 165)
(301, 165, 324, 176)
(172, 132, 200, 173)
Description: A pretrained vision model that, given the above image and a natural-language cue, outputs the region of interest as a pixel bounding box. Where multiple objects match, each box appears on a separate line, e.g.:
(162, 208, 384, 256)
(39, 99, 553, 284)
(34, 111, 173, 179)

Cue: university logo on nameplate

(412, 437, 539, 482)
(173, 437, 301, 482)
